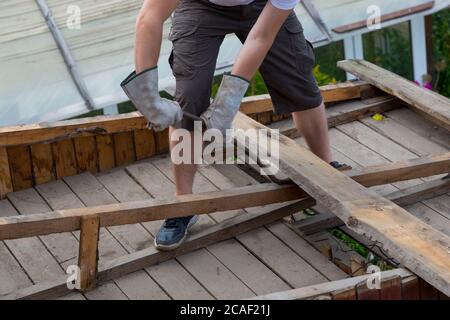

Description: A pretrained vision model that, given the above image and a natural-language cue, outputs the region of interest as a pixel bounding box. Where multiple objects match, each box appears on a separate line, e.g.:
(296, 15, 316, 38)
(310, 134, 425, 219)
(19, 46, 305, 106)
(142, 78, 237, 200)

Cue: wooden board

(73, 136, 98, 173)
(250, 269, 412, 300)
(113, 132, 136, 166)
(7, 146, 33, 191)
(0, 147, 13, 198)
(270, 96, 400, 139)
(133, 129, 156, 161)
(30, 144, 55, 185)
(96, 135, 115, 171)
(52, 140, 78, 178)
(97, 168, 212, 300)
(234, 112, 450, 296)
(338, 59, 450, 131)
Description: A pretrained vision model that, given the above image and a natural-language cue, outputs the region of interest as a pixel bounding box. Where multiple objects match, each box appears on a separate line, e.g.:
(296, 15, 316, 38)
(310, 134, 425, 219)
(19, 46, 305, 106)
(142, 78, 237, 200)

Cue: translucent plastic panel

(0, 0, 84, 126)
(316, 0, 435, 32)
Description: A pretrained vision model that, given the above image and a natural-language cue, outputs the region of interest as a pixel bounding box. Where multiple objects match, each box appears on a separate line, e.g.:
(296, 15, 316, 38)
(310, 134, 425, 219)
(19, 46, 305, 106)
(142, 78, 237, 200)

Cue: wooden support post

(78, 215, 100, 292)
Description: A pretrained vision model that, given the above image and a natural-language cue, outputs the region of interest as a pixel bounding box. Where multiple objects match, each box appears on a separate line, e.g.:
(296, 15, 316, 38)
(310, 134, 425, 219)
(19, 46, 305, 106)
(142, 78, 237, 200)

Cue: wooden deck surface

(0, 107, 448, 300)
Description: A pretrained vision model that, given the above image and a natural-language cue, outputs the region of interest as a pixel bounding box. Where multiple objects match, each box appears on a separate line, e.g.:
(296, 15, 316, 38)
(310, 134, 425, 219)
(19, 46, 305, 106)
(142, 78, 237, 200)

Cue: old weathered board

(338, 60, 450, 131)
(234, 112, 450, 296)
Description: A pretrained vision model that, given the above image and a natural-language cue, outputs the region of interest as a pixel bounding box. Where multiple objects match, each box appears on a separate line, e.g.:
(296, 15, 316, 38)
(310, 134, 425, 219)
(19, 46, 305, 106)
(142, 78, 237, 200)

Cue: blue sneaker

(154, 215, 198, 251)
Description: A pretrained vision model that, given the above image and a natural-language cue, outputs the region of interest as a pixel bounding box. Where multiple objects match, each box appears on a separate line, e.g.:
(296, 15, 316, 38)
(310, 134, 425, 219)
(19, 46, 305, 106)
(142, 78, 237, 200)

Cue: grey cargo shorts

(169, 0, 323, 130)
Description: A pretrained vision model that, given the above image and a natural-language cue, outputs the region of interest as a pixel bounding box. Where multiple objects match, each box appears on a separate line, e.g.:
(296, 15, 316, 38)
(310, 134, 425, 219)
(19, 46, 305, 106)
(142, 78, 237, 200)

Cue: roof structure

(0, 0, 449, 126)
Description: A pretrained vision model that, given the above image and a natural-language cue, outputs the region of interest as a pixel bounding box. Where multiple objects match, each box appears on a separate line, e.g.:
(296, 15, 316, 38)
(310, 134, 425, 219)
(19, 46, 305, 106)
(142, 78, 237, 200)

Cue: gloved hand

(121, 67, 183, 132)
(201, 74, 250, 135)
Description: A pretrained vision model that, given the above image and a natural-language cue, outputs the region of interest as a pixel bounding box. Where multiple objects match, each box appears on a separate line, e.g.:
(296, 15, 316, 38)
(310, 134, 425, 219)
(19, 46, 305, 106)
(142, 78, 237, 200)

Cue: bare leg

(169, 126, 197, 196)
(292, 102, 332, 163)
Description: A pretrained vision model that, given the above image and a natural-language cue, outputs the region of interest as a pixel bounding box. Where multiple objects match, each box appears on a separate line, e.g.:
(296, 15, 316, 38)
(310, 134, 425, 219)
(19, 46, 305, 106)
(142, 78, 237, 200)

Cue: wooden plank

(0, 241, 32, 298)
(7, 146, 33, 191)
(97, 168, 211, 300)
(240, 81, 375, 115)
(96, 135, 115, 171)
(36, 177, 157, 300)
(380, 276, 402, 300)
(234, 112, 450, 296)
(356, 281, 380, 300)
(331, 287, 357, 300)
(64, 172, 169, 300)
(113, 132, 135, 166)
(177, 249, 256, 299)
(155, 129, 170, 154)
(8, 188, 79, 264)
(52, 140, 78, 178)
(387, 108, 450, 149)
(73, 136, 98, 173)
(1, 197, 66, 286)
(0, 112, 147, 148)
(346, 153, 450, 189)
(333, 2, 435, 33)
(0, 82, 375, 149)
(78, 215, 100, 291)
(419, 278, 440, 300)
(361, 115, 448, 157)
(30, 144, 55, 185)
(250, 269, 412, 300)
(3, 152, 449, 240)
(12, 199, 310, 300)
(133, 129, 156, 161)
(142, 158, 287, 298)
(401, 276, 420, 300)
(269, 95, 400, 139)
(0, 183, 305, 240)
(0, 147, 13, 198)
(338, 59, 450, 131)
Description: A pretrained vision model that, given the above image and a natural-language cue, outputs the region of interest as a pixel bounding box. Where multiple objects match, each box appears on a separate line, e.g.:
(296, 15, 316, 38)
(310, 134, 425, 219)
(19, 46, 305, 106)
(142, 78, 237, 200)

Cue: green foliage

(330, 228, 393, 271)
(363, 21, 414, 80)
(312, 65, 337, 86)
(314, 40, 346, 82)
(431, 9, 450, 97)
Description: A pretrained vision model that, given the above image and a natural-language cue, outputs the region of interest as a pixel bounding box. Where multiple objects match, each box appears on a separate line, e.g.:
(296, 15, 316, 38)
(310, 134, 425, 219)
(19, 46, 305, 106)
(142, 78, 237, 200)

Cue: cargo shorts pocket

(169, 24, 200, 79)
(284, 22, 316, 74)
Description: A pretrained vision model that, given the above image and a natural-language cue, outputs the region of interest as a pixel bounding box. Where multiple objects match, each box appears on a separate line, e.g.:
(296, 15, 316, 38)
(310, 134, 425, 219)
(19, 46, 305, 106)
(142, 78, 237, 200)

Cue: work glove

(201, 74, 250, 136)
(121, 67, 183, 132)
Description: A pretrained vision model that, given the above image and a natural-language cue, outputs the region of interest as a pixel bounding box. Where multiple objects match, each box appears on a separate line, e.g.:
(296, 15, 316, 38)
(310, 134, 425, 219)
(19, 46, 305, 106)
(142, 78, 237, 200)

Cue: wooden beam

(338, 59, 450, 131)
(249, 269, 412, 300)
(347, 153, 450, 187)
(234, 112, 450, 296)
(332, 2, 435, 33)
(239, 81, 374, 115)
(78, 215, 100, 291)
(270, 95, 400, 139)
(1, 153, 448, 241)
(0, 82, 375, 148)
(296, 177, 450, 236)
(11, 199, 312, 300)
(0, 183, 305, 240)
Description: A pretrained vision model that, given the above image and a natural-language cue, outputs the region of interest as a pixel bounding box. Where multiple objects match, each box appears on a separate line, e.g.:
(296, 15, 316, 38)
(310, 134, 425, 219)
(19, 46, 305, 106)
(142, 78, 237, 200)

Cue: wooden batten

(113, 132, 136, 166)
(52, 140, 78, 179)
(73, 136, 98, 173)
(30, 143, 56, 185)
(0, 147, 13, 198)
(7, 145, 33, 191)
(96, 135, 115, 171)
(134, 129, 156, 160)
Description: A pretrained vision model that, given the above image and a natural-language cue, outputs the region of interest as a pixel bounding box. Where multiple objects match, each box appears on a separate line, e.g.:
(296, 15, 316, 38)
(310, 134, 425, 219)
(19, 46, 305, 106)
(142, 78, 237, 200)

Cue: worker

(121, 0, 346, 251)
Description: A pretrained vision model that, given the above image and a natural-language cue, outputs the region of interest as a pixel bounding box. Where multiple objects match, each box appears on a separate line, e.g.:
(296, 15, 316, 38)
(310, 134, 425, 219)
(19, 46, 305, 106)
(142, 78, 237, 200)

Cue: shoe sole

(154, 215, 199, 251)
